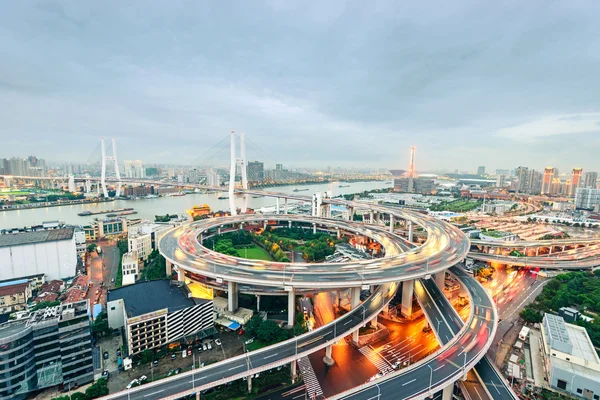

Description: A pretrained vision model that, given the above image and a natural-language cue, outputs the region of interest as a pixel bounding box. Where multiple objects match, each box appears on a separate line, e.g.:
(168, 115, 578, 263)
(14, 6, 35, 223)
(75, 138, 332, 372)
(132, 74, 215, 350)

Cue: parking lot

(106, 330, 246, 393)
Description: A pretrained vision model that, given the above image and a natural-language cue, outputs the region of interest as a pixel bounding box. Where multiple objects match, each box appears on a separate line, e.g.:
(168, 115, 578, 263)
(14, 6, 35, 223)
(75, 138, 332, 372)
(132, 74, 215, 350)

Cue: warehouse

(0, 228, 77, 281)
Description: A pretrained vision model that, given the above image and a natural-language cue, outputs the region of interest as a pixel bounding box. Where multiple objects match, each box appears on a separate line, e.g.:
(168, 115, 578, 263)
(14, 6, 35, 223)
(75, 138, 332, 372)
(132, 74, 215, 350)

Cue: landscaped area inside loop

(202, 226, 359, 263)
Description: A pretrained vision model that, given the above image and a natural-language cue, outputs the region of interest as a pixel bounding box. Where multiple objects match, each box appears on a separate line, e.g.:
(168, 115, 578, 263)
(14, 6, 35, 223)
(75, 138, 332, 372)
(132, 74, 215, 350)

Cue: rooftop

(0, 281, 29, 297)
(107, 280, 197, 318)
(565, 324, 600, 365)
(0, 227, 74, 248)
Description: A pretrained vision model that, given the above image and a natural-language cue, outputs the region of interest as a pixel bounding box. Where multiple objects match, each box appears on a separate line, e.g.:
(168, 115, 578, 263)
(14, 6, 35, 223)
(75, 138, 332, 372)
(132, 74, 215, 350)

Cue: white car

(215, 339, 222, 346)
(126, 379, 139, 389)
(139, 375, 147, 382)
(207, 342, 212, 350)
(202, 343, 207, 351)
(245, 338, 254, 345)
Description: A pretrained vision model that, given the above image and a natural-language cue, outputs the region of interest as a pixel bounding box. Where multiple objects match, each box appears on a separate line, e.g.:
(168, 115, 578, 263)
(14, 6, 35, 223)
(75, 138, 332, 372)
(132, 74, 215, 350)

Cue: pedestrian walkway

(297, 356, 324, 399)
(359, 345, 391, 373)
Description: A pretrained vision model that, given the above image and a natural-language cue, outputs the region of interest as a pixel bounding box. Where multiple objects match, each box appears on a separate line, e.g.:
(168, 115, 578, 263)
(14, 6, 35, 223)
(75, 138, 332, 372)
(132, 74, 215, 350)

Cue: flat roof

(565, 324, 600, 365)
(0, 228, 74, 248)
(107, 280, 196, 318)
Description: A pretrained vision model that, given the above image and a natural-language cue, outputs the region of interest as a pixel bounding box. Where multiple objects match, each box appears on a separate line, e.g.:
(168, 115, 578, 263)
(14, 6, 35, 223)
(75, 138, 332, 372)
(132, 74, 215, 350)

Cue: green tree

(520, 307, 542, 323)
(140, 349, 154, 364)
(85, 377, 109, 399)
(87, 243, 97, 253)
(91, 312, 111, 339)
(70, 393, 87, 400)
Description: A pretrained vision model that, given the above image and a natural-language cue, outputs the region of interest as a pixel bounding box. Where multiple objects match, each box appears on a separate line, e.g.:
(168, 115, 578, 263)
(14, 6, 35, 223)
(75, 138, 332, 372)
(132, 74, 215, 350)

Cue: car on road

(116, 350, 121, 357)
(171, 354, 177, 360)
(391, 361, 401, 370)
(152, 360, 159, 366)
(175, 368, 182, 374)
(168, 369, 176, 376)
(202, 343, 207, 351)
(103, 351, 109, 360)
(140, 375, 147, 382)
(101, 370, 109, 379)
(215, 339, 222, 346)
(207, 342, 212, 350)
(111, 278, 115, 283)
(237, 329, 245, 335)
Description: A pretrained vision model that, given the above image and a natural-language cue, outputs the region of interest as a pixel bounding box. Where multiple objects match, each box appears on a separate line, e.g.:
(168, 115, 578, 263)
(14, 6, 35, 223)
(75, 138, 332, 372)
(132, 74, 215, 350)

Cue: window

(557, 380, 567, 390)
(577, 389, 582, 394)
(593, 395, 598, 400)
(111, 307, 115, 310)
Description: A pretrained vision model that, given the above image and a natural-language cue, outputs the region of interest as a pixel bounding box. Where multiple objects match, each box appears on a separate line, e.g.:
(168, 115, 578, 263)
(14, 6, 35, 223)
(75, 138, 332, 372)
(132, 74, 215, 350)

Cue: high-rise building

(123, 160, 145, 179)
(275, 164, 283, 170)
(477, 166, 486, 175)
(247, 161, 264, 182)
(575, 188, 600, 210)
(584, 172, 598, 189)
(515, 166, 529, 193)
(529, 170, 543, 194)
(495, 174, 506, 188)
(542, 167, 557, 194)
(570, 168, 583, 195)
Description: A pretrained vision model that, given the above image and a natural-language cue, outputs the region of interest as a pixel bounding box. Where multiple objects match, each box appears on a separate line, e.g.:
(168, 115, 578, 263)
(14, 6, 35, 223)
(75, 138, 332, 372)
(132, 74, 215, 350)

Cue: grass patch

(245, 339, 270, 352)
(238, 245, 272, 261)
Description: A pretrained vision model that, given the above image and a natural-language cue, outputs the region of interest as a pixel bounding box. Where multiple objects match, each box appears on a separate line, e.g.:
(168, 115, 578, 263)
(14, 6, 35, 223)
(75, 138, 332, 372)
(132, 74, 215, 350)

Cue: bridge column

(312, 223, 317, 234)
(442, 384, 453, 400)
(351, 287, 361, 345)
(408, 221, 414, 242)
(247, 375, 252, 393)
(287, 289, 295, 329)
(336, 228, 341, 239)
(256, 295, 261, 312)
(389, 215, 394, 233)
(347, 206, 355, 221)
(263, 220, 267, 230)
(217, 226, 221, 235)
(177, 268, 185, 282)
(288, 220, 292, 228)
(375, 212, 381, 224)
(434, 272, 445, 292)
(284, 198, 288, 214)
(323, 344, 335, 366)
(291, 360, 297, 383)
(196, 392, 200, 400)
(166, 260, 173, 276)
(276, 197, 280, 214)
(535, 248, 539, 256)
(401, 280, 414, 318)
(228, 282, 239, 312)
(370, 315, 378, 328)
(369, 211, 374, 224)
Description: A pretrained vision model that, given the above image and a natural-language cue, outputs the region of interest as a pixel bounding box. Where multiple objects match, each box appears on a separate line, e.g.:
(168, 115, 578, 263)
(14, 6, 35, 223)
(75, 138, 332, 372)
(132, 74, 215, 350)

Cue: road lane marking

(227, 365, 244, 371)
(264, 353, 278, 359)
(144, 390, 164, 397)
(433, 364, 445, 372)
(402, 378, 416, 386)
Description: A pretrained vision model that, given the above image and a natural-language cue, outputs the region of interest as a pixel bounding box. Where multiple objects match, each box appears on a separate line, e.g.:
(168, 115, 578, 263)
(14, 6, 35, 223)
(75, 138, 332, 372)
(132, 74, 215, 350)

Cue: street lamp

(427, 364, 433, 395)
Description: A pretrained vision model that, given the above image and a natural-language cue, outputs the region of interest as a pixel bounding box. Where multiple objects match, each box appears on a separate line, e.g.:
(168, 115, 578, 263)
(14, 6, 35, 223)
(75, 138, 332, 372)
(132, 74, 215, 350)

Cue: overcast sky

(1, 1, 600, 173)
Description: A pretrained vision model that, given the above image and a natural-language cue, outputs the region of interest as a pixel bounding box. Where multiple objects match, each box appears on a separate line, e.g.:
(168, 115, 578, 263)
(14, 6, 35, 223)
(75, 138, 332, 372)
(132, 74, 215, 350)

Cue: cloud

(495, 113, 600, 141)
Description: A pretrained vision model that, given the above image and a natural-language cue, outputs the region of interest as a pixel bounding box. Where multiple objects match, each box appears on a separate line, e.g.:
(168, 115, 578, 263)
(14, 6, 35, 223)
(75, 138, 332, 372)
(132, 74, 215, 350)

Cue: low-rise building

(479, 230, 519, 241)
(541, 313, 600, 399)
(107, 280, 214, 355)
(0, 279, 33, 311)
(0, 300, 94, 399)
(84, 217, 129, 240)
(121, 252, 139, 286)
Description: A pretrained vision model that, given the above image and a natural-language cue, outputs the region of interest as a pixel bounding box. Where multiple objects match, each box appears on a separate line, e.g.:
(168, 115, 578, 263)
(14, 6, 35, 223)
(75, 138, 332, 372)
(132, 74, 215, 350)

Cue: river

(0, 181, 392, 229)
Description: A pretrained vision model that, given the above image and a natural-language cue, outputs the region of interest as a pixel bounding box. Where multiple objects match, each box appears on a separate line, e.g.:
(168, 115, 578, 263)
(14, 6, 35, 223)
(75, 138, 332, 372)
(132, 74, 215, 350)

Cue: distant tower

(228, 131, 249, 215)
(100, 137, 122, 198)
(407, 146, 416, 193)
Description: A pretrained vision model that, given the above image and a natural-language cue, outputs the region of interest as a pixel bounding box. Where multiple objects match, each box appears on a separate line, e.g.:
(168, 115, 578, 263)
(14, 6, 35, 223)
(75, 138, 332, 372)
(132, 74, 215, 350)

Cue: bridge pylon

(100, 137, 122, 197)
(228, 131, 249, 216)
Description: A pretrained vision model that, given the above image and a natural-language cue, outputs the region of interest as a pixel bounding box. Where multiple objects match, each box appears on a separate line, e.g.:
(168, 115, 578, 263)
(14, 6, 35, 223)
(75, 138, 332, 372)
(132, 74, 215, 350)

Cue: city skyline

(1, 1, 600, 171)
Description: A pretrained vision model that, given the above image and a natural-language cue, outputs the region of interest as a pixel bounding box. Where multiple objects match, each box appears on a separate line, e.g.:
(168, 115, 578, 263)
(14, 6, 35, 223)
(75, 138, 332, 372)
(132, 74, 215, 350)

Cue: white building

(74, 227, 86, 257)
(123, 160, 145, 179)
(496, 174, 506, 188)
(0, 228, 77, 281)
(128, 232, 152, 261)
(575, 188, 600, 210)
(121, 252, 139, 286)
(541, 313, 600, 399)
(107, 280, 215, 355)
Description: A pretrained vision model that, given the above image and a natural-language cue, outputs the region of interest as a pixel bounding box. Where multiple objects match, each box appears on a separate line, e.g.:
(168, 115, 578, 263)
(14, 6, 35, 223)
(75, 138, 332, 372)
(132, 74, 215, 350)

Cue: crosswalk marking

(297, 357, 324, 399)
(359, 346, 392, 372)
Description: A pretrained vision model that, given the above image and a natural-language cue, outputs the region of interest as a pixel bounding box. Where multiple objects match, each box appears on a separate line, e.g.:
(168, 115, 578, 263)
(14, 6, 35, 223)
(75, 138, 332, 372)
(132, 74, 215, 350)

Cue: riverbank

(0, 197, 114, 212)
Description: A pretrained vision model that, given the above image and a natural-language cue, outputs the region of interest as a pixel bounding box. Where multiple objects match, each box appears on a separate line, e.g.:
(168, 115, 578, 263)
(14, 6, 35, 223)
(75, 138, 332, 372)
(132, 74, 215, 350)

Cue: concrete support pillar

(536, 248, 539, 256)
(369, 211, 374, 224)
(276, 197, 280, 214)
(247, 375, 252, 393)
(291, 361, 297, 383)
(336, 228, 341, 239)
(408, 221, 414, 242)
(370, 315, 378, 328)
(323, 344, 335, 366)
(347, 206, 354, 221)
(263, 220, 267, 230)
(166, 260, 173, 276)
(375, 212, 381, 224)
(351, 287, 361, 344)
(288, 220, 292, 228)
(434, 272, 445, 291)
(284, 198, 288, 214)
(312, 223, 317, 234)
(228, 281, 238, 312)
(401, 280, 414, 318)
(256, 295, 261, 312)
(196, 391, 200, 400)
(442, 384, 453, 400)
(287, 289, 295, 328)
(548, 246, 553, 255)
(217, 226, 221, 235)
(177, 268, 185, 282)
(389, 215, 394, 233)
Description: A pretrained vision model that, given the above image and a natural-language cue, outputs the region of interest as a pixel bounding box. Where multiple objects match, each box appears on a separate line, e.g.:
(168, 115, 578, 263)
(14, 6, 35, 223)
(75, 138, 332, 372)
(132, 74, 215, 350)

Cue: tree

(87, 243, 97, 253)
(85, 377, 109, 399)
(520, 307, 542, 323)
(51, 396, 70, 400)
(91, 313, 111, 339)
(70, 393, 87, 400)
(140, 349, 154, 364)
